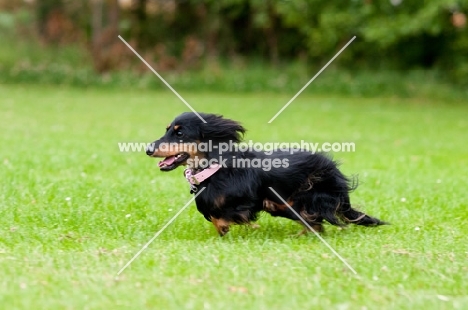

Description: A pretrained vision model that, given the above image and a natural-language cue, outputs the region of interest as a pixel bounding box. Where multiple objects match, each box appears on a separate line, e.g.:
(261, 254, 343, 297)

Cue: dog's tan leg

(211, 217, 231, 236)
(263, 199, 277, 212)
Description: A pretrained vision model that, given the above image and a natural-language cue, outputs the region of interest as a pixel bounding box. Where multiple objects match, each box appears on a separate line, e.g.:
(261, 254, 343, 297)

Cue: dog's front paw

(218, 225, 230, 236)
(211, 217, 231, 237)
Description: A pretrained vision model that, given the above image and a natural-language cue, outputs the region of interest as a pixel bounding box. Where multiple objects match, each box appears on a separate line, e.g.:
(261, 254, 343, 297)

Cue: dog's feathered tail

(341, 207, 388, 226)
(300, 166, 388, 227)
(340, 175, 388, 226)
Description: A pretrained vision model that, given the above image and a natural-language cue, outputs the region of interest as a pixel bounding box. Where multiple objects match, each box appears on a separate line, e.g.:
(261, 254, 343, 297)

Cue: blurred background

(0, 0, 467, 96)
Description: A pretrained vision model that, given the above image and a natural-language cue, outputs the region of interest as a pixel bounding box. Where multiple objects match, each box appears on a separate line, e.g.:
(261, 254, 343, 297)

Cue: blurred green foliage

(184, 0, 468, 74)
(0, 0, 467, 88)
(1, 27, 465, 101)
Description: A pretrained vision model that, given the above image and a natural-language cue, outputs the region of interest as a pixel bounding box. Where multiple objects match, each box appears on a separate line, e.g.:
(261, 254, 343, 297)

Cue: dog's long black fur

(147, 112, 386, 236)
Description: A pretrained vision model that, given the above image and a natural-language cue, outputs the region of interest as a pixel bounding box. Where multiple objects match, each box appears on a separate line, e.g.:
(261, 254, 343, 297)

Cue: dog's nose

(146, 144, 155, 156)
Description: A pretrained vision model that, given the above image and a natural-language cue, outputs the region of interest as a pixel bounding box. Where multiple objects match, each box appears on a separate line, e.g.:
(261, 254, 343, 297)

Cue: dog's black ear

(200, 114, 246, 142)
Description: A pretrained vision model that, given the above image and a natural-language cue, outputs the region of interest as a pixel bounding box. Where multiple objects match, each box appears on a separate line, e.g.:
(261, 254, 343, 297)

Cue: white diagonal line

(118, 35, 207, 123)
(116, 187, 206, 275)
(268, 36, 356, 123)
(268, 187, 357, 274)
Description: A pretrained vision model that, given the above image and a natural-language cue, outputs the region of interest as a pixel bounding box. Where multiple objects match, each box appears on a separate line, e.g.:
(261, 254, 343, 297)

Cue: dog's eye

(175, 130, 183, 137)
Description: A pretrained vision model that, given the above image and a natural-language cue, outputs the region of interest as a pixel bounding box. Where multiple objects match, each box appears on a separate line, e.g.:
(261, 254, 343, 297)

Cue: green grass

(0, 84, 467, 309)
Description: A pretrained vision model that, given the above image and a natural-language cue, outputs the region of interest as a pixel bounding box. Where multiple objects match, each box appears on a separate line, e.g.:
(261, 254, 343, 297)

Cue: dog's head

(146, 112, 245, 171)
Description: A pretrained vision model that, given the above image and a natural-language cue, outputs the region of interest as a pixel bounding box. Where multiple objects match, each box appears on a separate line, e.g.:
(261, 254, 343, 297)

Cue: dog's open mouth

(158, 153, 190, 171)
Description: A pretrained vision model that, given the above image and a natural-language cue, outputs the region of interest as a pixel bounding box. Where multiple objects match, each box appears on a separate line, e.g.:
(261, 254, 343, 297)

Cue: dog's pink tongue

(158, 156, 176, 167)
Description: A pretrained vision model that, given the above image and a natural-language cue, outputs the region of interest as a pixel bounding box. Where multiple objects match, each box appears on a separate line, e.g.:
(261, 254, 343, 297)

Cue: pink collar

(184, 164, 221, 189)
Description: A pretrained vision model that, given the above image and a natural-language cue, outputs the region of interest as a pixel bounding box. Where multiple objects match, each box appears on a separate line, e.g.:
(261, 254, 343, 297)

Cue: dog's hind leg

(263, 199, 324, 233)
(296, 220, 324, 235)
(298, 211, 324, 233)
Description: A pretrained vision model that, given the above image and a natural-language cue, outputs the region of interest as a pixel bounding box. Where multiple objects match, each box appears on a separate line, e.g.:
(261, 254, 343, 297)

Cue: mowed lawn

(0, 84, 467, 309)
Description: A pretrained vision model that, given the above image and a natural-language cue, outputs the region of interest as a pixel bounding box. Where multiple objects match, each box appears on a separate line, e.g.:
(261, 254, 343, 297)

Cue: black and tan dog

(146, 112, 386, 236)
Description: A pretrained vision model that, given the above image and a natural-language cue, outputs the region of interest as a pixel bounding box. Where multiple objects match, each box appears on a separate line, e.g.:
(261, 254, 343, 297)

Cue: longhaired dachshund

(146, 112, 386, 236)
